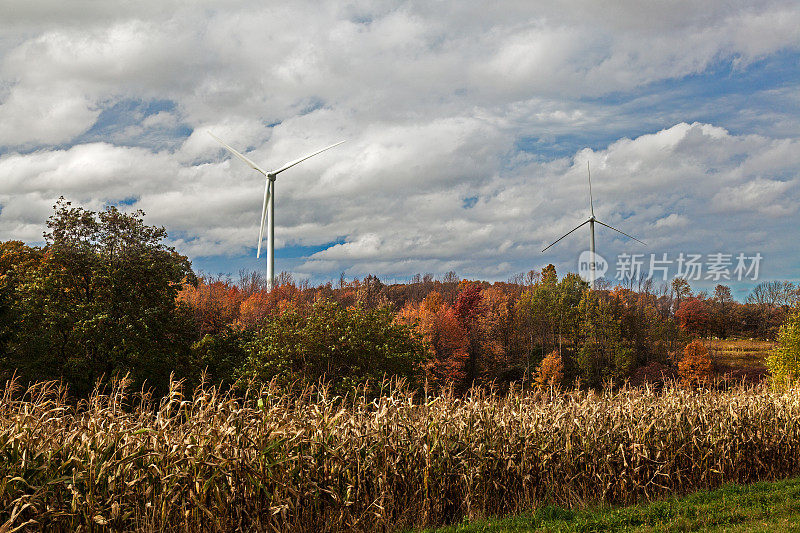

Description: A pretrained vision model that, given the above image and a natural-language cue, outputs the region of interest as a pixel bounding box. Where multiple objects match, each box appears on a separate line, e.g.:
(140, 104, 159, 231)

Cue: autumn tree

(397, 291, 469, 389)
(535, 350, 564, 389)
(0, 241, 44, 362)
(178, 277, 242, 335)
(678, 340, 713, 387)
(676, 297, 712, 338)
(454, 281, 486, 386)
(746, 281, 797, 339)
(511, 267, 587, 378)
(671, 277, 692, 312)
(710, 284, 734, 339)
(478, 285, 513, 380)
(578, 290, 634, 386)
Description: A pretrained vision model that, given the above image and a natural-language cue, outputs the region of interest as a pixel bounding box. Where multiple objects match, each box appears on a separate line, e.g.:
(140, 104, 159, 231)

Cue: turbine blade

(541, 219, 591, 253)
(595, 219, 647, 246)
(256, 180, 271, 258)
(209, 132, 269, 176)
(587, 160, 595, 217)
(270, 140, 345, 176)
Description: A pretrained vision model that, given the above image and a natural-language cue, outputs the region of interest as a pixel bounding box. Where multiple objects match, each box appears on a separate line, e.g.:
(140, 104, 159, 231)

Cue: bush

(240, 299, 426, 396)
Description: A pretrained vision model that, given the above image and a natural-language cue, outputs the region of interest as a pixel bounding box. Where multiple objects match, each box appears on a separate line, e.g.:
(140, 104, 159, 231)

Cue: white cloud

(0, 1, 799, 285)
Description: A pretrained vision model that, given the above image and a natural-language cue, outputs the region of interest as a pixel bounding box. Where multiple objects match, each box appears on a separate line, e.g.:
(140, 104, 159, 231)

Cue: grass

(424, 477, 800, 532)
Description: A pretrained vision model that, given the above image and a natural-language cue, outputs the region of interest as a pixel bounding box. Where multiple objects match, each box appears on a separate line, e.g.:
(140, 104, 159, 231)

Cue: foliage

(676, 297, 712, 337)
(767, 306, 800, 389)
(0, 203, 792, 397)
(240, 299, 426, 396)
(678, 340, 713, 387)
(578, 290, 634, 385)
(534, 350, 564, 388)
(397, 291, 469, 389)
(191, 327, 251, 386)
(3, 379, 800, 531)
(0, 199, 195, 396)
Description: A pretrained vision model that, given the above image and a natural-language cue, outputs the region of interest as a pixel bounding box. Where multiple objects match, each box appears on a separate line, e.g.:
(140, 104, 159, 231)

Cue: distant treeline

(0, 199, 796, 397)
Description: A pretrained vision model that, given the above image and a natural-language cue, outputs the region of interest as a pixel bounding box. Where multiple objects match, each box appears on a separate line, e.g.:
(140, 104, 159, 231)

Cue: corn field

(2, 379, 800, 532)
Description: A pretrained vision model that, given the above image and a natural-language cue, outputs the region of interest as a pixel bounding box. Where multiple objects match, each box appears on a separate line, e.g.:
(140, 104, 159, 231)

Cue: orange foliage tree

(535, 350, 564, 389)
(678, 340, 713, 387)
(397, 291, 469, 389)
(178, 278, 242, 335)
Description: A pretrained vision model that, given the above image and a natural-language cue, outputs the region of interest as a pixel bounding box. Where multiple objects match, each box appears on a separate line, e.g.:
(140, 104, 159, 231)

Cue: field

(708, 339, 774, 382)
(2, 377, 800, 532)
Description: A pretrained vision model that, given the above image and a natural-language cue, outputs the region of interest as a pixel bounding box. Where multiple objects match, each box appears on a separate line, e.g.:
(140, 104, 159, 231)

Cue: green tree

(578, 290, 634, 386)
(240, 300, 426, 396)
(767, 306, 800, 389)
(0, 199, 196, 396)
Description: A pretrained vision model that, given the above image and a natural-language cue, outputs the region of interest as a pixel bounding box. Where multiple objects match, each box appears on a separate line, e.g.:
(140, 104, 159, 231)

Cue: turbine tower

(541, 161, 646, 289)
(209, 132, 345, 290)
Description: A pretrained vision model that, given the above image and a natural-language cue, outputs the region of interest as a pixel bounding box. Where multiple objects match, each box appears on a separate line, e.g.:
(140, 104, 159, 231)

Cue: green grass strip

(423, 477, 800, 532)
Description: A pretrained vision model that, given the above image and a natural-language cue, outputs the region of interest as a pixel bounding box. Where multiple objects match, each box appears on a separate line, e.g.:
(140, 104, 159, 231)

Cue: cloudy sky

(1, 1, 798, 297)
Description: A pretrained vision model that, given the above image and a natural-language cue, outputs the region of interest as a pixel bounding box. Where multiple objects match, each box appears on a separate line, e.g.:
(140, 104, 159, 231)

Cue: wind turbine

(209, 132, 345, 290)
(541, 161, 646, 289)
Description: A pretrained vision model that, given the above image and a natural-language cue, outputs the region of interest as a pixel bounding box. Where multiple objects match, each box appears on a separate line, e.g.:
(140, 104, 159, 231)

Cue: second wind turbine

(210, 133, 345, 290)
(542, 162, 646, 289)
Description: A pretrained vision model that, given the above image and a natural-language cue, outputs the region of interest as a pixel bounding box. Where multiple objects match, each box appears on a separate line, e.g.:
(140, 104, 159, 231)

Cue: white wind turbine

(209, 132, 345, 290)
(542, 161, 646, 289)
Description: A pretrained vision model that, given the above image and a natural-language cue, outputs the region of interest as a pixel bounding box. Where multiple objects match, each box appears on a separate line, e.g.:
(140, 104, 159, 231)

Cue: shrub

(240, 299, 426, 396)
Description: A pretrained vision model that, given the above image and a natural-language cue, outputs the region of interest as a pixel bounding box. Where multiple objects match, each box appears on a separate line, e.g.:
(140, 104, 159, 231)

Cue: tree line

(0, 200, 796, 397)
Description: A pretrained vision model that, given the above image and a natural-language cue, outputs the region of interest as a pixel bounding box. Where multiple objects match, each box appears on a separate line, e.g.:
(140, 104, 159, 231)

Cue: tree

(748, 281, 798, 308)
(534, 350, 564, 389)
(711, 284, 734, 339)
(578, 290, 634, 386)
(0, 199, 196, 396)
(746, 281, 797, 339)
(454, 281, 486, 385)
(766, 306, 800, 389)
(397, 292, 469, 389)
(671, 277, 692, 312)
(676, 297, 711, 338)
(0, 242, 43, 361)
(678, 340, 713, 387)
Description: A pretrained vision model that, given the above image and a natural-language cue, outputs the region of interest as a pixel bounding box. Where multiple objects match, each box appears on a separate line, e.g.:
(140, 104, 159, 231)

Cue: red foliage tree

(676, 297, 711, 338)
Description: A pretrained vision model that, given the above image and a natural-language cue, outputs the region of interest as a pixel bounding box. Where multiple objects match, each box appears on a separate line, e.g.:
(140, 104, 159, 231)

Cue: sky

(1, 0, 799, 298)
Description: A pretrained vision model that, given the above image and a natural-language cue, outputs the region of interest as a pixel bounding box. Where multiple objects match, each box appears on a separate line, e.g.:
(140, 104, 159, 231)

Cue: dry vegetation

(708, 338, 774, 382)
(2, 378, 800, 532)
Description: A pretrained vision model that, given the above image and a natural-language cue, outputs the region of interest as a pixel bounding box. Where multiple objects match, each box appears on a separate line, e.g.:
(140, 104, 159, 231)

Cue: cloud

(0, 1, 799, 287)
